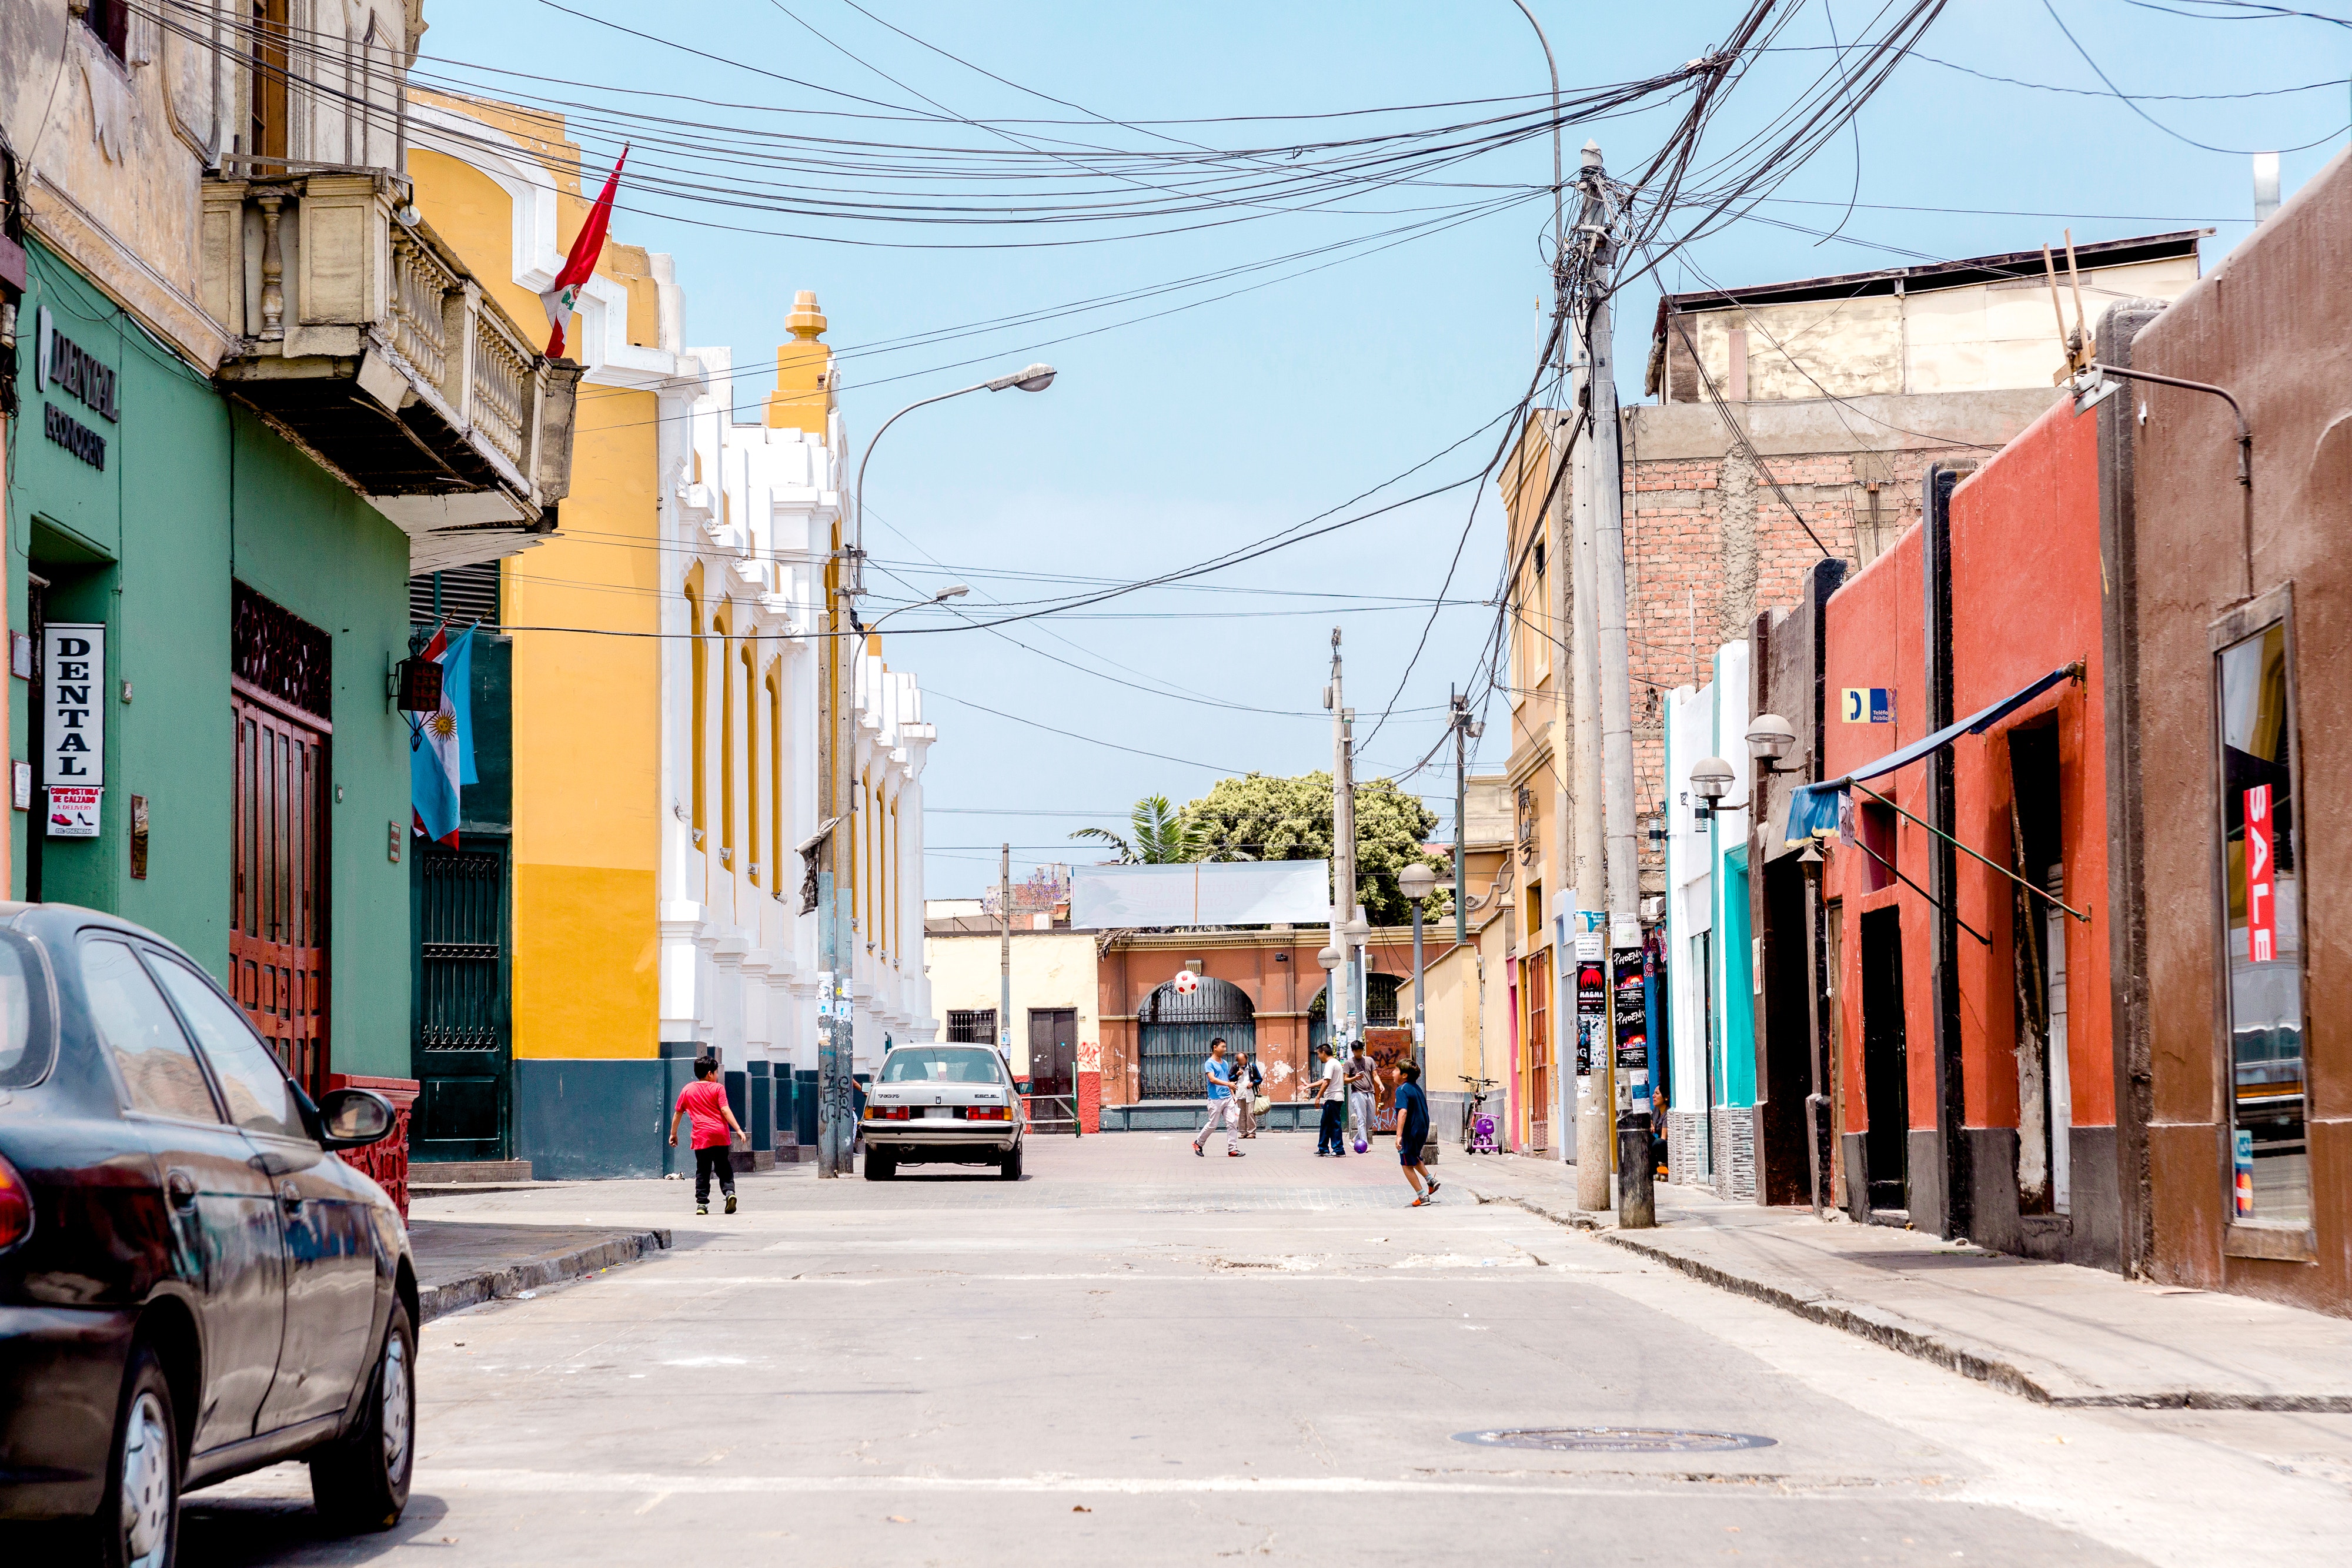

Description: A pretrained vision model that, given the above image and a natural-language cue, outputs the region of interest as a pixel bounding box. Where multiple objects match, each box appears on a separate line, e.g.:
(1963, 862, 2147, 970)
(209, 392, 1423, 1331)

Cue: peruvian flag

(539, 146, 629, 359)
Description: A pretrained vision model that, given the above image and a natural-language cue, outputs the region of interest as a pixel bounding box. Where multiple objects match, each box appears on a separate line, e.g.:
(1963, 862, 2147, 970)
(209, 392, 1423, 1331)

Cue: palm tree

(1070, 794, 1220, 864)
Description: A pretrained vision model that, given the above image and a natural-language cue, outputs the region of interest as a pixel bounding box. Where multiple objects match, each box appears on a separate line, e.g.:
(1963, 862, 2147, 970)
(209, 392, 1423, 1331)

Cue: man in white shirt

(1310, 1044, 1348, 1156)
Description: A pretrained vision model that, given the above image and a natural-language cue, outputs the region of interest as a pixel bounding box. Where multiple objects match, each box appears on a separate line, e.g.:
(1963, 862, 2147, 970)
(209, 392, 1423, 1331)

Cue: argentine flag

(409, 625, 476, 847)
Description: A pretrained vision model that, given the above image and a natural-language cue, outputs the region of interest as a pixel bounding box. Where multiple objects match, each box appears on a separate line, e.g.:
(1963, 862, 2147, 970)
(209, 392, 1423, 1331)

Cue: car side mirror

(318, 1087, 394, 1150)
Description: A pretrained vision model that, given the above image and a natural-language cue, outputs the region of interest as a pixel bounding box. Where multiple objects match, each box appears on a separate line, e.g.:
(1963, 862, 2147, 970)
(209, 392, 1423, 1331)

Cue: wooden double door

(231, 689, 329, 1096)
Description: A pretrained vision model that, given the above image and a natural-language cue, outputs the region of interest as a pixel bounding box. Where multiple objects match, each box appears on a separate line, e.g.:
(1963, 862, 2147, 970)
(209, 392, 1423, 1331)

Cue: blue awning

(1785, 665, 2078, 847)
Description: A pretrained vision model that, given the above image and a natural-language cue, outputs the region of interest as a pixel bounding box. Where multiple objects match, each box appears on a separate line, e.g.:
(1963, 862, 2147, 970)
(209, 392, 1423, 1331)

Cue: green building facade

(9, 238, 415, 1085)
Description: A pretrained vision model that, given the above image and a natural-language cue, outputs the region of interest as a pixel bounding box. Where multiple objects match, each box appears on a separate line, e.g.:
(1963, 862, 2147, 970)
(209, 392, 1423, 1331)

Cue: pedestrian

(1346, 1043, 1377, 1153)
(1309, 1044, 1347, 1156)
(1235, 1049, 1264, 1138)
(667, 1055, 746, 1215)
(1192, 1037, 1244, 1158)
(1394, 1061, 1439, 1206)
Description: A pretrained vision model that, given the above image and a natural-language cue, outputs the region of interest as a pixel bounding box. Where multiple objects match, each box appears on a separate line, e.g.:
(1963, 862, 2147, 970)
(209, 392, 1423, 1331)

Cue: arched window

(741, 641, 761, 884)
(683, 571, 707, 848)
(766, 660, 784, 901)
(1138, 977, 1256, 1099)
(716, 600, 737, 869)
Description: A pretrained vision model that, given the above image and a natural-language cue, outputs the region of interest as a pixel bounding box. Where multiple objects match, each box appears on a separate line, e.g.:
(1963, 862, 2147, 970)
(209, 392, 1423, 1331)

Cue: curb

(1458, 1181, 2352, 1413)
(417, 1228, 673, 1323)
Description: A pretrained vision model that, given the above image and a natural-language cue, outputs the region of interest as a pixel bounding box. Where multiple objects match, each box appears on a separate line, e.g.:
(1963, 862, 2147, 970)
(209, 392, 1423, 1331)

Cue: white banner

(1070, 860, 1333, 930)
(44, 624, 105, 791)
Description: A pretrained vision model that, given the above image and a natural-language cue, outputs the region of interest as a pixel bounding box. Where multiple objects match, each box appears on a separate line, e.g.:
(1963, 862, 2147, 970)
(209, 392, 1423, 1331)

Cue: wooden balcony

(200, 169, 582, 571)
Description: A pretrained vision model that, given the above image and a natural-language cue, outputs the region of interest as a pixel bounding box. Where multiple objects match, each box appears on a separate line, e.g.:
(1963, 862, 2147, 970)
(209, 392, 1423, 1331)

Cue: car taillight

(0, 1154, 32, 1253)
(965, 1106, 1008, 1121)
(868, 1105, 910, 1121)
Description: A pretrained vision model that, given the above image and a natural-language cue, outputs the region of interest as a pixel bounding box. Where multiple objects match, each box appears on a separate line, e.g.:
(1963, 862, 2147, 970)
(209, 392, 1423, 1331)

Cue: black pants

(1317, 1100, 1347, 1155)
(694, 1143, 737, 1202)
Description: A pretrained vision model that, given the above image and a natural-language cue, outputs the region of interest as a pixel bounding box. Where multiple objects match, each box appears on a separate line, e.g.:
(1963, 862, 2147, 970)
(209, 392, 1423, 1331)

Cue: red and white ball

(1172, 969, 1201, 996)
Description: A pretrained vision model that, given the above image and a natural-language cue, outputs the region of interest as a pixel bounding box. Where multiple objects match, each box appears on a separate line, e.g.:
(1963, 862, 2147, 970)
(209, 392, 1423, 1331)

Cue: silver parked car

(861, 1045, 1025, 1180)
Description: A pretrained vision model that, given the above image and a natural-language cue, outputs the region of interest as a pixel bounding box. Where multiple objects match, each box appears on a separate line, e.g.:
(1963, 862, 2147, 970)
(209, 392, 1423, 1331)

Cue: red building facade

(1819, 397, 2124, 1265)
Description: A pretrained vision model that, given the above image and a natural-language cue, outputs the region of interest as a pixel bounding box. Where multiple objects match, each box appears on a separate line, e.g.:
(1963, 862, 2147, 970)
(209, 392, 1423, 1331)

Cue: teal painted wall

(1718, 846, 1756, 1107)
(8, 239, 415, 1078)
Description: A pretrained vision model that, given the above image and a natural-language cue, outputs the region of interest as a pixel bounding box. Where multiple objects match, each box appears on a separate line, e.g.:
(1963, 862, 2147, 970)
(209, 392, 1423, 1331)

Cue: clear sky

(426, 1, 2343, 897)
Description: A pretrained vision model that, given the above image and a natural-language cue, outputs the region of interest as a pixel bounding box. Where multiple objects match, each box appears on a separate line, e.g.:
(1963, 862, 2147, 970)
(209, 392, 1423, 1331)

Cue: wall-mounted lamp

(1746, 713, 1803, 775)
(1689, 755, 1741, 820)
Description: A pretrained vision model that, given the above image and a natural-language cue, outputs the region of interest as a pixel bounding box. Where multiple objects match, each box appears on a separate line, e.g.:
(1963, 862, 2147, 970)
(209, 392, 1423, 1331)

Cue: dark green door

(410, 838, 510, 1162)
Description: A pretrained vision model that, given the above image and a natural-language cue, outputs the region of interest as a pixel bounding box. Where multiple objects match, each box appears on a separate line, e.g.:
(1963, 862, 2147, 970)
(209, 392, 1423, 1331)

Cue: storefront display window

(2215, 618, 2307, 1226)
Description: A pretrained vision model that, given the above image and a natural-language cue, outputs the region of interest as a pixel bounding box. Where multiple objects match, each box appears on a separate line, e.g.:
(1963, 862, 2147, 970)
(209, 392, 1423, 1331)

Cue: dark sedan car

(0, 905, 415, 1567)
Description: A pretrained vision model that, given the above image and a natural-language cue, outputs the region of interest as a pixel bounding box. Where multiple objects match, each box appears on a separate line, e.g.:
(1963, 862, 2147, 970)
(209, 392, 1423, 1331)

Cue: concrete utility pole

(1000, 842, 1014, 1064)
(1326, 631, 1359, 1045)
(1451, 690, 1474, 946)
(1576, 140, 1654, 1229)
(1570, 142, 1616, 1214)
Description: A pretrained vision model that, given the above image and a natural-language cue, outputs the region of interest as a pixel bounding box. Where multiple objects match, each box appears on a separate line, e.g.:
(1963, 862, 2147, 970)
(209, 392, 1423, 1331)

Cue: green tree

(1069, 794, 1214, 864)
(1180, 771, 1449, 927)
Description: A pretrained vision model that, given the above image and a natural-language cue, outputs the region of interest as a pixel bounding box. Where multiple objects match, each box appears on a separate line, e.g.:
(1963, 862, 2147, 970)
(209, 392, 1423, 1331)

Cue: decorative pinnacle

(786, 289, 827, 341)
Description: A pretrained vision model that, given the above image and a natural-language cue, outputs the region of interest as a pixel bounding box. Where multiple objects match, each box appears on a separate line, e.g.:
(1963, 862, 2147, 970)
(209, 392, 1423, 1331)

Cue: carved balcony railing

(200, 169, 583, 574)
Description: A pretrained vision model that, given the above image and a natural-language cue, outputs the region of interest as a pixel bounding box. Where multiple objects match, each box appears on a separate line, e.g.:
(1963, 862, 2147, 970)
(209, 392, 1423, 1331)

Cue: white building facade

(663, 303, 937, 1094)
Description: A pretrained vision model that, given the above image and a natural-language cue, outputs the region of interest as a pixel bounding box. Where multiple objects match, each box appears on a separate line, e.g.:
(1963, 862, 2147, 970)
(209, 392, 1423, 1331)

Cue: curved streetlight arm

(850, 379, 995, 575)
(1509, 2, 1564, 272)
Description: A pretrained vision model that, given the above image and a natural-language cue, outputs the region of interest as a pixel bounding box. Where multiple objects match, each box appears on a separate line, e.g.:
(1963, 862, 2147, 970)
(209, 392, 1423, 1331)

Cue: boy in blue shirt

(1192, 1037, 1245, 1158)
(1393, 1062, 1439, 1205)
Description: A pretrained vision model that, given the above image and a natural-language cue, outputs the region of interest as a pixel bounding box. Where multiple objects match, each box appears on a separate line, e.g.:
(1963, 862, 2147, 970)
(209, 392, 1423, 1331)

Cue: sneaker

(1194, 1144, 1205, 1157)
(724, 1194, 738, 1214)
(1425, 1182, 1441, 1201)
(1227, 1149, 1245, 1158)
(696, 1204, 709, 1215)
(1410, 1196, 1429, 1208)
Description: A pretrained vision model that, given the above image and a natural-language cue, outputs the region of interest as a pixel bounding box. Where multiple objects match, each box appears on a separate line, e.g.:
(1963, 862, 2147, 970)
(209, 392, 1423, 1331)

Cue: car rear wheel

(864, 1149, 896, 1181)
(999, 1144, 1023, 1181)
(309, 1300, 414, 1532)
(96, 1345, 179, 1568)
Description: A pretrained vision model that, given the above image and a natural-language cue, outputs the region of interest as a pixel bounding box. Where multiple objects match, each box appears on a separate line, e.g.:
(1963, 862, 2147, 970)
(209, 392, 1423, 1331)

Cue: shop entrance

(1860, 907, 1909, 1213)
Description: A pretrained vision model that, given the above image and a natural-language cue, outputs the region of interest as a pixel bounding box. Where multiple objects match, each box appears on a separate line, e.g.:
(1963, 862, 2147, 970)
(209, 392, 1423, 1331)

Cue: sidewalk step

(413, 1223, 672, 1322)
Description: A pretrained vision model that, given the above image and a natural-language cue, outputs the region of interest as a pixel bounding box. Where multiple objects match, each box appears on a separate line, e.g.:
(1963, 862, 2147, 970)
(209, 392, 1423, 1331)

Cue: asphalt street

(179, 1134, 2352, 1566)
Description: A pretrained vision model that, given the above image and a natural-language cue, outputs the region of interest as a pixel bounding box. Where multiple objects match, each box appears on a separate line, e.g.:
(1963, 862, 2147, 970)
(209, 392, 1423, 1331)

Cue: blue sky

(428, 1, 2343, 897)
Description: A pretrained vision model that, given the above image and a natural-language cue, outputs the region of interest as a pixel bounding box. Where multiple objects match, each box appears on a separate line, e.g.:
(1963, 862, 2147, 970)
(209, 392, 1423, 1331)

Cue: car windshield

(880, 1047, 1004, 1085)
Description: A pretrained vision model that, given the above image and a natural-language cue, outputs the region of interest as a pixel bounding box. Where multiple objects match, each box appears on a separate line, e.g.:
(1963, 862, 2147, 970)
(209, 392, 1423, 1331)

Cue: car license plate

(923, 1106, 953, 1119)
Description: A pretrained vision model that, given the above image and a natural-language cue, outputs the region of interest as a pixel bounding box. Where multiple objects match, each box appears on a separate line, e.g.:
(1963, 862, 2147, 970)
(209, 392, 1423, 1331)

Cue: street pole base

(1617, 1117, 1656, 1229)
(1575, 1086, 1612, 1212)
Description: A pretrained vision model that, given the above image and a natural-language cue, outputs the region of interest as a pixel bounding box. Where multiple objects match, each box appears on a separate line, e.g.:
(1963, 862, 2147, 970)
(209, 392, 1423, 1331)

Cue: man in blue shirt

(1192, 1037, 1245, 1158)
(1393, 1061, 1439, 1205)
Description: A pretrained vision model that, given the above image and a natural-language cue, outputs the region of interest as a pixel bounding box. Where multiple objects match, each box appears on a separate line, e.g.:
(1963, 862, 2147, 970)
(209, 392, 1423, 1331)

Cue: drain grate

(1454, 1427, 1776, 1454)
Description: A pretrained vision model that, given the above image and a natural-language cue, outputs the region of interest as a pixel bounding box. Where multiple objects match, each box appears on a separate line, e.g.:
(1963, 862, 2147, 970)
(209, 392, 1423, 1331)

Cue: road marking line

(421, 1467, 1971, 1501)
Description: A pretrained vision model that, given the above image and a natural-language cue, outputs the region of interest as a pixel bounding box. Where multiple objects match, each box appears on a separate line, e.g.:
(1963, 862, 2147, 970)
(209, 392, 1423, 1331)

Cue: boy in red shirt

(668, 1057, 746, 1214)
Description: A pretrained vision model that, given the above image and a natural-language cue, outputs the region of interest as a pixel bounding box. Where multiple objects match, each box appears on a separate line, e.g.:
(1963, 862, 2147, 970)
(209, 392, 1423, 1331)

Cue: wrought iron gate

(1137, 978, 1254, 1099)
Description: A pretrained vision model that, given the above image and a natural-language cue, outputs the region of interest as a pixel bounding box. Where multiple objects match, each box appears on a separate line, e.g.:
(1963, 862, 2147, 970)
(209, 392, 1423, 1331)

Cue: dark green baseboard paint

(514, 1057, 706, 1180)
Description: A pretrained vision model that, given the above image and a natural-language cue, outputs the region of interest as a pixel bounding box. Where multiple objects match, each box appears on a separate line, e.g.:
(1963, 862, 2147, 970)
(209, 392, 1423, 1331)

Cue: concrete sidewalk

(1446, 1152, 2352, 1412)
(409, 1219, 673, 1322)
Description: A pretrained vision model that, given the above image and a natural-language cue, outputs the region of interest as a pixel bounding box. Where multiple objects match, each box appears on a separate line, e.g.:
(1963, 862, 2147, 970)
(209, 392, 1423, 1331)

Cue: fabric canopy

(1785, 665, 2077, 847)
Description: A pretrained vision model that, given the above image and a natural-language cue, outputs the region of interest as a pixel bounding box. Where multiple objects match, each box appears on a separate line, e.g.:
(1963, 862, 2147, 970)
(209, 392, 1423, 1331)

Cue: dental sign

(44, 626, 105, 838)
(35, 306, 118, 471)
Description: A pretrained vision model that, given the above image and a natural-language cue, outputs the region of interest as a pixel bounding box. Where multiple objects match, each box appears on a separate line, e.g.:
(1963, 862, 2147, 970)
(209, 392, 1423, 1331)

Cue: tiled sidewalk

(1449, 1155, 2352, 1410)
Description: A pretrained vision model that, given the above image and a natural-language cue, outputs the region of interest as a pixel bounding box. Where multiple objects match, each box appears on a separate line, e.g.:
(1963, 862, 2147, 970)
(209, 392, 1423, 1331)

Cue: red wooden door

(232, 691, 329, 1095)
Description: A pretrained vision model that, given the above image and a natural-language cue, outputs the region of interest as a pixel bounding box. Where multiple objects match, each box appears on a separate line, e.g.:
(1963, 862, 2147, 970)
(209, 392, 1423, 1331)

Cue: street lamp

(1688, 755, 1739, 820)
(817, 368, 1055, 1180)
(1399, 862, 1437, 1077)
(860, 583, 968, 637)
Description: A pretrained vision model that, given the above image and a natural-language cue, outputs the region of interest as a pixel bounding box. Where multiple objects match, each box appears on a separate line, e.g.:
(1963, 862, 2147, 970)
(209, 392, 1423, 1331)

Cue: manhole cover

(1454, 1427, 1776, 1454)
